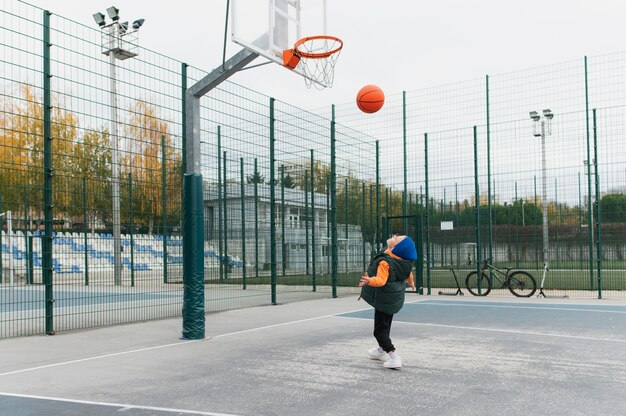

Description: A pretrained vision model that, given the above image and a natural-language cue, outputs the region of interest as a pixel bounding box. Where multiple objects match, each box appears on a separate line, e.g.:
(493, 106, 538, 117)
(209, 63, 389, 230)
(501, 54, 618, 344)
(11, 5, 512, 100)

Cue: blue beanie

(391, 236, 417, 261)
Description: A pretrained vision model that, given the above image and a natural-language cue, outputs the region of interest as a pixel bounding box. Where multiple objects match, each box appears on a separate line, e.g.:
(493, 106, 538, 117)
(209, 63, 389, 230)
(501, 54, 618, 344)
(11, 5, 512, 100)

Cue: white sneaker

(383, 354, 402, 369)
(367, 347, 389, 361)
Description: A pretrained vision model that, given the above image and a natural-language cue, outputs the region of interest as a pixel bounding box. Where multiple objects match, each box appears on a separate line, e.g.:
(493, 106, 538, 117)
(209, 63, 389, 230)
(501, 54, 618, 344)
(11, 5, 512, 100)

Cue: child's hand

(358, 273, 370, 287)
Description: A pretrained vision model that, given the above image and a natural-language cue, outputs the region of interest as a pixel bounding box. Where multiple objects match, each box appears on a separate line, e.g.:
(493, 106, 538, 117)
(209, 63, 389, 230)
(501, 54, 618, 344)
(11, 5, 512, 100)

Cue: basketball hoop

(283, 35, 343, 89)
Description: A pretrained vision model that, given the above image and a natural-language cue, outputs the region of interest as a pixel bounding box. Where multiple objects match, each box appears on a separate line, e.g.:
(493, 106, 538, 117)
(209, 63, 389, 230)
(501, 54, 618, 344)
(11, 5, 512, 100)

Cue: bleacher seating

(0, 230, 242, 276)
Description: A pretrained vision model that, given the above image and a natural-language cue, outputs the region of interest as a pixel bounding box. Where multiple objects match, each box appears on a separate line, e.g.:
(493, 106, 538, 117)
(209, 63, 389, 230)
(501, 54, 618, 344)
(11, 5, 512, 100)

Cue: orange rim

(293, 35, 343, 59)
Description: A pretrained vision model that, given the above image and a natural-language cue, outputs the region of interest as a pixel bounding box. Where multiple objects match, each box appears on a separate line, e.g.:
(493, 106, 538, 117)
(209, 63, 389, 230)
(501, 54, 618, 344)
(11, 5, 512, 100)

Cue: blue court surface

(1, 295, 626, 416)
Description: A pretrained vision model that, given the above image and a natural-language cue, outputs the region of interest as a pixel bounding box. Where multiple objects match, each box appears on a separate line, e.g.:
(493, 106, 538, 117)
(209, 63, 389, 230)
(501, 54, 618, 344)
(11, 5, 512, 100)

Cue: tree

(123, 100, 182, 234)
(70, 128, 112, 234)
(246, 169, 265, 184)
(601, 193, 626, 223)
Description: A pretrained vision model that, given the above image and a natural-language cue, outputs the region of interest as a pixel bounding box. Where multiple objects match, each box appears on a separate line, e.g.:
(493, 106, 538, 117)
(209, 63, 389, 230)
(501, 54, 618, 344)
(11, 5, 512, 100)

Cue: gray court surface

(1, 295, 626, 416)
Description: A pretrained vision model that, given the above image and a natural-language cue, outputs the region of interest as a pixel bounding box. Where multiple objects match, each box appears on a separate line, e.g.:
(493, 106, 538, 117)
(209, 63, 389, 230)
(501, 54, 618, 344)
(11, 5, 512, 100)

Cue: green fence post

(593, 108, 602, 299)
(424, 133, 431, 294)
(330, 104, 338, 297)
(26, 236, 33, 285)
(362, 181, 366, 270)
(254, 158, 259, 278)
(129, 173, 135, 287)
(486, 75, 493, 268)
(82, 176, 89, 285)
(555, 178, 560, 269)
(515, 182, 519, 267)
(402, 91, 408, 231)
(280, 165, 285, 276)
(217, 128, 223, 281)
(240, 157, 247, 289)
(43, 10, 54, 335)
(223, 151, 229, 278)
(534, 176, 539, 270)
(162, 135, 168, 284)
(584, 56, 595, 290)
(304, 169, 310, 275)
(310, 149, 316, 291)
(344, 178, 348, 274)
(473, 126, 482, 294)
(269, 98, 277, 304)
(578, 172, 583, 271)
(375, 141, 380, 252)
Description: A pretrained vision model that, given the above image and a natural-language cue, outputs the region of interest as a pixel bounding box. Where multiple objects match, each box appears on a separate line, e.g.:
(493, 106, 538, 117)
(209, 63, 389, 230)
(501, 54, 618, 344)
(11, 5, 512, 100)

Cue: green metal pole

(424, 133, 431, 294)
(281, 165, 286, 276)
(402, 91, 408, 231)
(181, 63, 187, 202)
(584, 56, 594, 290)
(310, 149, 316, 291)
(304, 169, 310, 275)
(344, 178, 348, 274)
(162, 135, 168, 284)
(455, 183, 460, 267)
(578, 172, 583, 270)
(555, 178, 559, 269)
(269, 98, 277, 304)
(240, 158, 247, 289)
(375, 141, 380, 252)
(534, 176, 539, 269)
(486, 75, 493, 269)
(593, 108, 602, 299)
(83, 176, 89, 286)
(43, 10, 54, 335)
(129, 173, 134, 287)
(473, 126, 482, 294)
(223, 151, 229, 278)
(330, 104, 338, 297)
(217, 128, 223, 281)
(362, 181, 366, 270)
(515, 182, 519, 268)
(254, 158, 259, 278)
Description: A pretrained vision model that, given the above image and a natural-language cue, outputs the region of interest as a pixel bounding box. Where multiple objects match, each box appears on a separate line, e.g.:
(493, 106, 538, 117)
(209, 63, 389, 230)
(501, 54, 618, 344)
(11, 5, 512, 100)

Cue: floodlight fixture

(120, 21, 129, 33)
(529, 111, 540, 122)
(107, 6, 120, 21)
(132, 18, 145, 29)
(93, 12, 106, 27)
(543, 109, 554, 119)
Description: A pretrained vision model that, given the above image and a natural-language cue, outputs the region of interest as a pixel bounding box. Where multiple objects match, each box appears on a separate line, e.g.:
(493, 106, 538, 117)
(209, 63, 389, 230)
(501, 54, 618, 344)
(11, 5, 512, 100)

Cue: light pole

(93, 7, 145, 286)
(530, 109, 553, 269)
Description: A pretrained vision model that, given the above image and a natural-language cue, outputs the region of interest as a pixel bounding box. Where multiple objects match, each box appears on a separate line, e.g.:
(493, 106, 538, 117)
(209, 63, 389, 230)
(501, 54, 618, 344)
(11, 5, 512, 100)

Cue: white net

(295, 36, 343, 89)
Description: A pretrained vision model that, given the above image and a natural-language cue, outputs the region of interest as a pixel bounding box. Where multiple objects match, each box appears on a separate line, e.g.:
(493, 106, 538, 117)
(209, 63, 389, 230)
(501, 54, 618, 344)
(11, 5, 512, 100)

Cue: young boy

(359, 234, 417, 369)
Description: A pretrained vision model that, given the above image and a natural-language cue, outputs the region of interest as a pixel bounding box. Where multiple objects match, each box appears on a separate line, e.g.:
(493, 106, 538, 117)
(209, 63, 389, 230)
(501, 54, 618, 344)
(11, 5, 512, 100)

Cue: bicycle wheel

(465, 271, 492, 296)
(507, 271, 537, 297)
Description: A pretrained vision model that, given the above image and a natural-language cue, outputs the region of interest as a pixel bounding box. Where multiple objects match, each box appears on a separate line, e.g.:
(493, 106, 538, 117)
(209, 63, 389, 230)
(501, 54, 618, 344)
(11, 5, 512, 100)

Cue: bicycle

(464, 257, 537, 297)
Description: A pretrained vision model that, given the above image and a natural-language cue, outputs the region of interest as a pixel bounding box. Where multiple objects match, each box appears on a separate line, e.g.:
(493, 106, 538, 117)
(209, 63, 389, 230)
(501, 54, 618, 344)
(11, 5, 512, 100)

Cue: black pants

(373, 309, 395, 353)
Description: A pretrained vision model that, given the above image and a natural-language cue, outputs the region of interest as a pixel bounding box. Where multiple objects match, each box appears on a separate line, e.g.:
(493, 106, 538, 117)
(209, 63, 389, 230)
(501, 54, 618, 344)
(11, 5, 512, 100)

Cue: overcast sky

(23, 0, 626, 110)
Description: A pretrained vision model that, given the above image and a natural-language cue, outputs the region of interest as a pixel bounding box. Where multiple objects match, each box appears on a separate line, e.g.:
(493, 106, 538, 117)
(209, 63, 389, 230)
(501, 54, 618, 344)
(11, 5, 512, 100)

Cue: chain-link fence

(1, 0, 625, 338)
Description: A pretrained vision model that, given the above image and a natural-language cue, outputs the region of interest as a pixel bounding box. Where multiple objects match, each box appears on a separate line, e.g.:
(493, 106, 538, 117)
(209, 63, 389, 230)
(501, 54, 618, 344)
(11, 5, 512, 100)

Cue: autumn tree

(123, 100, 182, 234)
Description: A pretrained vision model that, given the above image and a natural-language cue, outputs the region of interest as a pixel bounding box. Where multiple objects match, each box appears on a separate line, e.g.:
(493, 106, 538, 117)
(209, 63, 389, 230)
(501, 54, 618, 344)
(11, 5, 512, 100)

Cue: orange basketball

(356, 84, 385, 113)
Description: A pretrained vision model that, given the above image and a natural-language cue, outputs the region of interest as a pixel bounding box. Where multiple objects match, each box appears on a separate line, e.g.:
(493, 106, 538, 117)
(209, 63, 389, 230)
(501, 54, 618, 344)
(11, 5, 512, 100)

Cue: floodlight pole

(530, 110, 553, 269)
(95, 8, 144, 286)
(108, 39, 122, 286)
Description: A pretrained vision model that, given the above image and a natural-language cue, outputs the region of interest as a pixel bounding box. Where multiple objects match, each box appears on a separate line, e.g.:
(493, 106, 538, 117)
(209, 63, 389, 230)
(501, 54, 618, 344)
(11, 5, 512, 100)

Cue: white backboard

(231, 0, 327, 77)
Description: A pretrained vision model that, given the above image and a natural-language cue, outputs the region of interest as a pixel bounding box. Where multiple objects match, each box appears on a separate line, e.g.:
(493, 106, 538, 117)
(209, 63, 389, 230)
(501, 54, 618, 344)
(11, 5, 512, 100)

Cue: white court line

(0, 339, 205, 377)
(0, 309, 370, 378)
(341, 315, 626, 343)
(418, 300, 626, 314)
(0, 392, 243, 416)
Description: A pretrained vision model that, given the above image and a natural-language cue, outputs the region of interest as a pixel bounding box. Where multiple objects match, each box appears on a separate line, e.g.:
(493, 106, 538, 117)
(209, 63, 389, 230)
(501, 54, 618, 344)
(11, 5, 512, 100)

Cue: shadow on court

(1, 295, 626, 416)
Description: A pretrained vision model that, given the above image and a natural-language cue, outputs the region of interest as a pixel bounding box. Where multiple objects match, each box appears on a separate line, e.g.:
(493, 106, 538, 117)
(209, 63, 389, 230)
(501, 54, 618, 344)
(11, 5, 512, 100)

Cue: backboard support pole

(182, 47, 259, 340)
